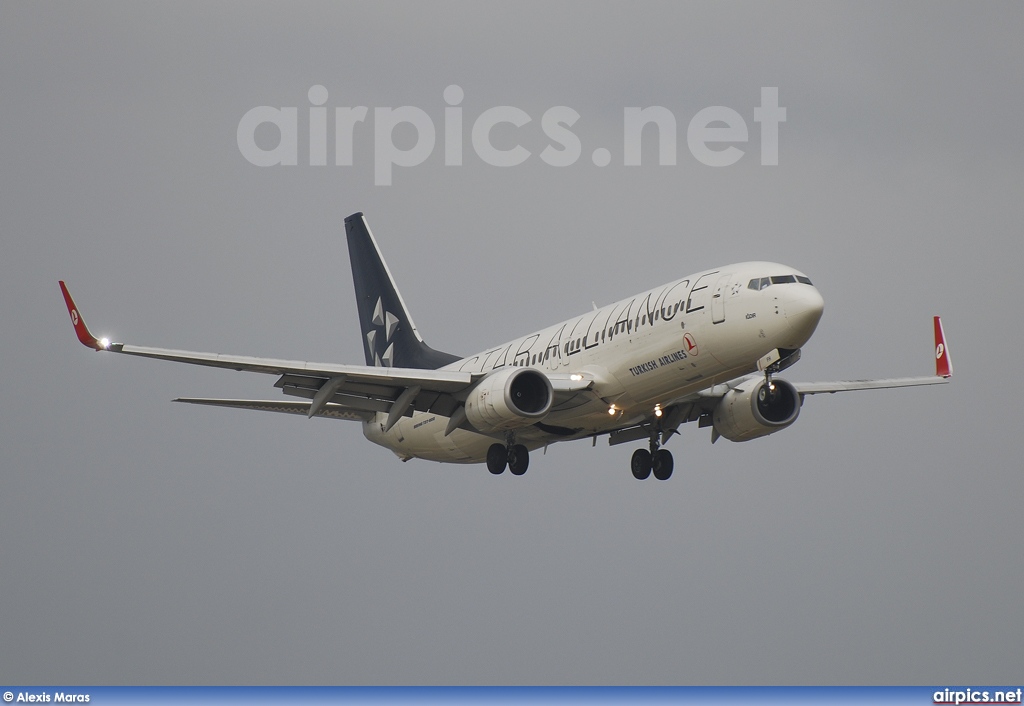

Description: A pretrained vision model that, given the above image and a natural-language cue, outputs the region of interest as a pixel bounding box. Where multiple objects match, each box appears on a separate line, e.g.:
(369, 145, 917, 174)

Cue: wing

(60, 282, 593, 430)
(607, 316, 952, 446)
(60, 281, 472, 425)
(794, 376, 949, 394)
(792, 316, 952, 395)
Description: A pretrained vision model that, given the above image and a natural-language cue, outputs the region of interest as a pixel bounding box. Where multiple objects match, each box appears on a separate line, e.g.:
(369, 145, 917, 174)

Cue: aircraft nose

(784, 285, 824, 343)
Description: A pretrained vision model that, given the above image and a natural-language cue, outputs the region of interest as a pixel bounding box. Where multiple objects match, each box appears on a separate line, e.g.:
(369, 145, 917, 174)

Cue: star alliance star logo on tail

(366, 296, 400, 367)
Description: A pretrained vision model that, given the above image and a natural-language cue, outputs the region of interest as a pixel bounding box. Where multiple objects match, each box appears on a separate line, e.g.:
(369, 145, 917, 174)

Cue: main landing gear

(631, 432, 674, 481)
(486, 433, 530, 476)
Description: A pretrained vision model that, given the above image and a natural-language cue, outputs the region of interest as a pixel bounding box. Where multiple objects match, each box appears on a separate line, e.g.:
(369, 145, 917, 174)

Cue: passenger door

(710, 273, 731, 324)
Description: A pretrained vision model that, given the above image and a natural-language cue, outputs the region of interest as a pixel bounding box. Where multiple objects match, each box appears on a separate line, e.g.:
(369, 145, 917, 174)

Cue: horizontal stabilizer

(174, 398, 372, 421)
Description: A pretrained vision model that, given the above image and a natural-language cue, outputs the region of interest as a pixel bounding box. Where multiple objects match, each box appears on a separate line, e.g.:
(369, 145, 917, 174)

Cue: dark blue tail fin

(344, 213, 461, 370)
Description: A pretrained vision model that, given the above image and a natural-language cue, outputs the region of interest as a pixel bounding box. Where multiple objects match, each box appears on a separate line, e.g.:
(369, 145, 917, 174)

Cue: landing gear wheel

(486, 443, 507, 475)
(508, 444, 530, 475)
(631, 448, 652, 480)
(652, 449, 674, 480)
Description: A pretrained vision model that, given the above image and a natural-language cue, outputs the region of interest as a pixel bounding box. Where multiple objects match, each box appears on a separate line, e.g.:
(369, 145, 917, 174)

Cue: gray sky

(1, 1, 1022, 685)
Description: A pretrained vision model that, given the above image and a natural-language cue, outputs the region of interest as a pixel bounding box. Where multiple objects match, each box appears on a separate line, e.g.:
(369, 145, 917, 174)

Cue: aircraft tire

(652, 449, 674, 480)
(508, 444, 529, 475)
(631, 448, 652, 480)
(486, 443, 507, 475)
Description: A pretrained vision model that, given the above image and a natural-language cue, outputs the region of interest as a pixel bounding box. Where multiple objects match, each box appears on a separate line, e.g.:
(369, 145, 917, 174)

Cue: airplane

(60, 212, 952, 480)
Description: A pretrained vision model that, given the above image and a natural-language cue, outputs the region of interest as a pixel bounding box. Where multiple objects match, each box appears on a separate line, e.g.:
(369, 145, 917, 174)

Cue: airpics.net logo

(236, 85, 786, 185)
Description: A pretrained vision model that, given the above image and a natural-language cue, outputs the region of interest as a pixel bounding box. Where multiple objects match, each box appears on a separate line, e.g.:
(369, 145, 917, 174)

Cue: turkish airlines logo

(71, 309, 79, 326)
(684, 333, 698, 356)
(936, 343, 944, 359)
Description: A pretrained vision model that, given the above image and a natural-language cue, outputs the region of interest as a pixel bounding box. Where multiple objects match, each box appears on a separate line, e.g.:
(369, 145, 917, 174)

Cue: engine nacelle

(463, 367, 553, 433)
(712, 378, 801, 442)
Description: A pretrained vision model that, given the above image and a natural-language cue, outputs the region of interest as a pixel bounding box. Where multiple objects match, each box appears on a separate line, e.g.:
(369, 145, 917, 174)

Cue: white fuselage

(363, 262, 825, 463)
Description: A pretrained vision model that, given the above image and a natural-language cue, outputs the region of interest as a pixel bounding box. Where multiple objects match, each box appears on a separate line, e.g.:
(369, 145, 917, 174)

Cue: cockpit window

(750, 274, 813, 290)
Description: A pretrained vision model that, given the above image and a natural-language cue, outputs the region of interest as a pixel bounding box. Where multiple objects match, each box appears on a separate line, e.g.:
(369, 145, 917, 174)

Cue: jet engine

(712, 378, 801, 442)
(464, 367, 553, 433)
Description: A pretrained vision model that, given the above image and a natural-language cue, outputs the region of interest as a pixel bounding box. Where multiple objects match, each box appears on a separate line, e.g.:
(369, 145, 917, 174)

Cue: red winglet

(59, 281, 106, 350)
(933, 316, 952, 378)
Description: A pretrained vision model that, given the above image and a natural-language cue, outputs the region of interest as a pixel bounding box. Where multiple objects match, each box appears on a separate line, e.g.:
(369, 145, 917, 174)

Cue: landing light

(99, 337, 110, 350)
(608, 405, 617, 416)
(570, 374, 583, 381)
(654, 405, 663, 418)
